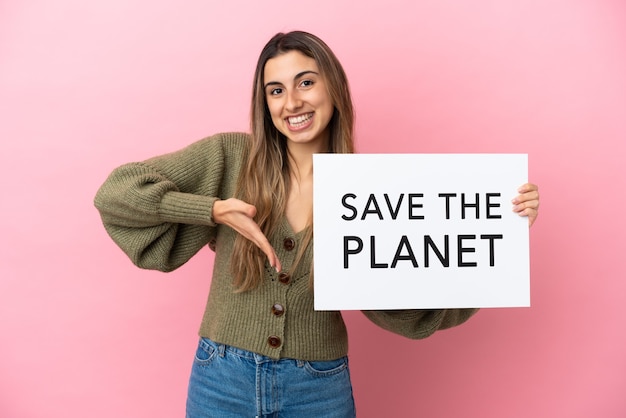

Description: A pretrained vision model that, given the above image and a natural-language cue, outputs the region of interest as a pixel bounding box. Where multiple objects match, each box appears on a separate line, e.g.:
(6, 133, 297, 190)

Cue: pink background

(1, 1, 625, 417)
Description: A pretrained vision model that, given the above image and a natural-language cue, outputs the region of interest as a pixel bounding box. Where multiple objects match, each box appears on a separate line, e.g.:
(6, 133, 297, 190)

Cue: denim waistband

(198, 337, 346, 366)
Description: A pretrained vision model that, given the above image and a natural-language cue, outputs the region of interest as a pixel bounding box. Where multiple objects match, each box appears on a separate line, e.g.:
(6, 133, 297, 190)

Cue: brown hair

(231, 31, 355, 291)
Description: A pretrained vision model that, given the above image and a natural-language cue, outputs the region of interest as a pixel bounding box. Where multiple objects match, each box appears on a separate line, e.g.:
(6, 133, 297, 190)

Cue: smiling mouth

(286, 113, 313, 129)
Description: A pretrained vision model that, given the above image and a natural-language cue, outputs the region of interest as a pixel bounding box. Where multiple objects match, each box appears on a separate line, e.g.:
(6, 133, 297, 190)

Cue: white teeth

(288, 113, 312, 126)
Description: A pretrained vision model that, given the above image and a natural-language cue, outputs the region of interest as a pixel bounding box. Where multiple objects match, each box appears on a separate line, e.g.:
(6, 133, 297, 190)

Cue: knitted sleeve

(94, 132, 246, 272)
(361, 308, 479, 339)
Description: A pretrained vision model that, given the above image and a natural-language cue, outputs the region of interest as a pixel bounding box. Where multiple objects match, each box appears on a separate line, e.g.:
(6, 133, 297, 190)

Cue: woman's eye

(300, 80, 314, 88)
(269, 87, 283, 96)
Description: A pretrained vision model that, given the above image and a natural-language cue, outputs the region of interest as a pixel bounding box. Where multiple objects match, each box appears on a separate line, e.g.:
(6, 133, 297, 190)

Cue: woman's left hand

(512, 183, 540, 227)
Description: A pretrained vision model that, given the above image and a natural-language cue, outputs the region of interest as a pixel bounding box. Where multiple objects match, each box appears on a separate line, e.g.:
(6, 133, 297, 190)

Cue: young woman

(94, 31, 540, 418)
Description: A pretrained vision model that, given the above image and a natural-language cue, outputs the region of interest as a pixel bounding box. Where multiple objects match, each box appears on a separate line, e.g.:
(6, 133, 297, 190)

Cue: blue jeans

(186, 338, 356, 418)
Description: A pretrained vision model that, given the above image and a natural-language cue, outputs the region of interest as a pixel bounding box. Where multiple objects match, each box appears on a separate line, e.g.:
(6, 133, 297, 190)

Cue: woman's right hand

(212, 198, 282, 272)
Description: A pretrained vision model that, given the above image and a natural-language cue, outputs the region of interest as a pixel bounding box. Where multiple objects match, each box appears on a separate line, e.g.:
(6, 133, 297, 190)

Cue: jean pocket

(193, 338, 218, 366)
(302, 356, 349, 377)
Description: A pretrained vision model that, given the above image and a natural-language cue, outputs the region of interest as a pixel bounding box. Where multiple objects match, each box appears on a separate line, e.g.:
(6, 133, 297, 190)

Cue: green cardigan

(94, 132, 478, 360)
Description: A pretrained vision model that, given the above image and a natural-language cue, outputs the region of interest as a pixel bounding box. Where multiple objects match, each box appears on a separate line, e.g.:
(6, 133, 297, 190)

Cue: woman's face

(263, 50, 335, 150)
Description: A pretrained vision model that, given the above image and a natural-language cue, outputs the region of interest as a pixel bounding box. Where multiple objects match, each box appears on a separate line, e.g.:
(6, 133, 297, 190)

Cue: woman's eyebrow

(264, 70, 319, 90)
(294, 70, 319, 79)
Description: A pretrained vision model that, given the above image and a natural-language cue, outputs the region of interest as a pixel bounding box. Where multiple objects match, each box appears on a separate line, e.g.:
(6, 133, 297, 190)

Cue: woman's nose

(285, 90, 303, 112)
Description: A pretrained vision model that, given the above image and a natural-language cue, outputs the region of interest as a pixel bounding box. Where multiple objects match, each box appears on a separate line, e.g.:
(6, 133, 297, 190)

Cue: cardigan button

(283, 237, 296, 251)
(278, 272, 291, 284)
(271, 303, 285, 316)
(268, 335, 282, 348)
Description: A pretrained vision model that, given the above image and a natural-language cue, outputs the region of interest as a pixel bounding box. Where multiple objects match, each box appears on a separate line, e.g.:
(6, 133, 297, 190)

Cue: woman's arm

(361, 308, 479, 339)
(94, 133, 246, 271)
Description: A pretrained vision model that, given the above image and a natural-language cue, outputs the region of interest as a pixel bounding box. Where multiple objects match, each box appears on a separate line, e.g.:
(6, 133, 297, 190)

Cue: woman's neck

(285, 145, 316, 234)
(286, 136, 329, 182)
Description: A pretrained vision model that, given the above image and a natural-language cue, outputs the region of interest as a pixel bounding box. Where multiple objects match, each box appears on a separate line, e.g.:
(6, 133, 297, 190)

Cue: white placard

(313, 154, 529, 310)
